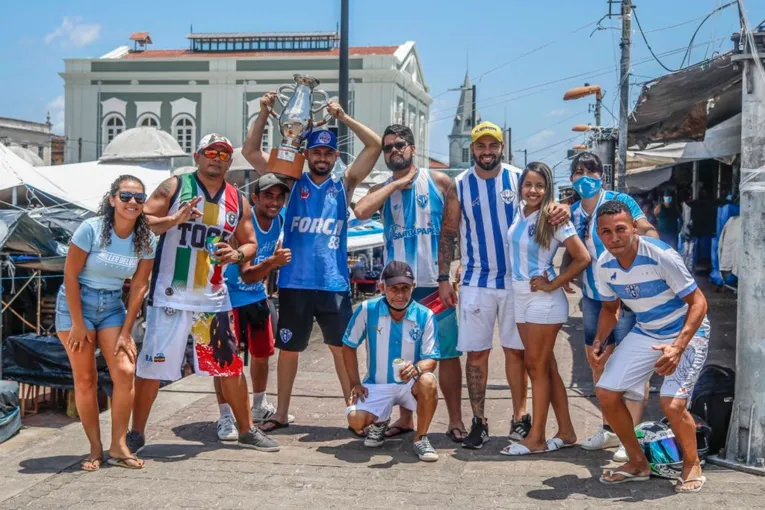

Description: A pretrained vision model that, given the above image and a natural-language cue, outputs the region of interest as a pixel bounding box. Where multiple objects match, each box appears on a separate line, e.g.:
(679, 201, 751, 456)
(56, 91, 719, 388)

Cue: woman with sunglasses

(56, 174, 156, 471)
(501, 162, 590, 456)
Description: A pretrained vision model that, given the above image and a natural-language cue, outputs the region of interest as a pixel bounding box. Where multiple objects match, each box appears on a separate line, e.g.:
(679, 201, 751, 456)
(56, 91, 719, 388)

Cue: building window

(462, 148, 470, 164)
(173, 115, 195, 154)
(247, 117, 274, 152)
(395, 98, 404, 124)
(103, 115, 125, 145)
(38, 146, 44, 159)
(138, 114, 160, 128)
(419, 113, 426, 148)
(465, 118, 472, 128)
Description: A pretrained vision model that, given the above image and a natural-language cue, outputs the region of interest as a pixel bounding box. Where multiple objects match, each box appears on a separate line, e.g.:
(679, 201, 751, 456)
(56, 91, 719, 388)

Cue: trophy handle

(276, 84, 294, 107)
(311, 90, 333, 127)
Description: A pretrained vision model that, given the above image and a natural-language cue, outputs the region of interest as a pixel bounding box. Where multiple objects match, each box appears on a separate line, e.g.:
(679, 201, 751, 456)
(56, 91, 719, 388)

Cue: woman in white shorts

(502, 162, 591, 456)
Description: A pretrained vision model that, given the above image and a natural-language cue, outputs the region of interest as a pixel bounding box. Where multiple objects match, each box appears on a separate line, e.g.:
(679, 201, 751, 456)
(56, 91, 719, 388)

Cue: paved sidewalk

(1, 282, 761, 509)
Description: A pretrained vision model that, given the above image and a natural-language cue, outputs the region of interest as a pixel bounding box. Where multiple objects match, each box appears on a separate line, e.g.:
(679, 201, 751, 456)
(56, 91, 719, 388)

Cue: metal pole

(595, 94, 603, 127)
(338, 0, 350, 164)
(78, 137, 82, 162)
(710, 24, 765, 476)
(471, 84, 477, 129)
(616, 0, 632, 193)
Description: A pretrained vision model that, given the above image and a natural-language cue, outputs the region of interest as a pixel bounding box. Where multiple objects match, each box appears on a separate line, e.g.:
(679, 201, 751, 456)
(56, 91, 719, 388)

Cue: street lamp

(572, 144, 588, 151)
(571, 124, 592, 132)
(563, 83, 603, 126)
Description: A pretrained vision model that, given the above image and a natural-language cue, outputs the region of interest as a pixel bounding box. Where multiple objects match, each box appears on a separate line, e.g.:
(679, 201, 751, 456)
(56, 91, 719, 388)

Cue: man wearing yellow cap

(438, 122, 571, 449)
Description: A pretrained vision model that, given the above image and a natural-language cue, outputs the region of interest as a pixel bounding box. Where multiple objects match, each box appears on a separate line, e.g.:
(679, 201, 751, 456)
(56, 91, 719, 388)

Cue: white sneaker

(612, 443, 629, 462)
(580, 428, 620, 451)
(252, 402, 277, 423)
(217, 415, 238, 441)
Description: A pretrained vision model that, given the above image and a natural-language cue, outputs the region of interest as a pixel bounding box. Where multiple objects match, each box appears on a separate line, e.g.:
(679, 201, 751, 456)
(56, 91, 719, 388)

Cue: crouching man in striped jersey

(593, 200, 709, 493)
(343, 261, 441, 462)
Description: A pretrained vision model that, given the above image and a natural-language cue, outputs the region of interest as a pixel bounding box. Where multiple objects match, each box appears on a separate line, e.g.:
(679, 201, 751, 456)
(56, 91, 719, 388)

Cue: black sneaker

(238, 426, 280, 452)
(462, 416, 489, 449)
(508, 414, 532, 442)
(126, 430, 145, 454)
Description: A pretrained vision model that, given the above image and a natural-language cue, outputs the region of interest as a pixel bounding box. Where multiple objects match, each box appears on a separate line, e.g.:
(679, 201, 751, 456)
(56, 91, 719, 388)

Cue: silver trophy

(267, 74, 332, 179)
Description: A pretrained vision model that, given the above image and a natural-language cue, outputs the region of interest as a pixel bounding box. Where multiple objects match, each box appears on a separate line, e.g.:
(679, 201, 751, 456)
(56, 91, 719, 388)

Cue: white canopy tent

(30, 160, 174, 212)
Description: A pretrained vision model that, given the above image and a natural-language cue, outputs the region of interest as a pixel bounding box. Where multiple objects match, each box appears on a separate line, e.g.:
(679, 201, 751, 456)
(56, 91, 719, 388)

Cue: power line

(632, 1, 737, 73)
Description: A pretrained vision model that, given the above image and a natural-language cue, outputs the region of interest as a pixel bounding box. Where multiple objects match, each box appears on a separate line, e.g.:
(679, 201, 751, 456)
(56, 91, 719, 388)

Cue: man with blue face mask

(569, 152, 659, 461)
(654, 190, 681, 249)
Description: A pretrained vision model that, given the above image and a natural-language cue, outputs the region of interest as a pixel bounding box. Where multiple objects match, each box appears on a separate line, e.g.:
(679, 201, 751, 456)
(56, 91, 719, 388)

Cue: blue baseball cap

(306, 129, 337, 151)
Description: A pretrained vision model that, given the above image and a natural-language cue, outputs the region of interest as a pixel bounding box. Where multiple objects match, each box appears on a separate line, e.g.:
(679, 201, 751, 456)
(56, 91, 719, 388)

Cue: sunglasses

(202, 149, 232, 162)
(118, 191, 147, 204)
(382, 141, 409, 154)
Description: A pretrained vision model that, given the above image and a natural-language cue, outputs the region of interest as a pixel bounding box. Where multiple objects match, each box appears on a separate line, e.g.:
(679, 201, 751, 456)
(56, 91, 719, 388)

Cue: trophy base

(268, 147, 305, 180)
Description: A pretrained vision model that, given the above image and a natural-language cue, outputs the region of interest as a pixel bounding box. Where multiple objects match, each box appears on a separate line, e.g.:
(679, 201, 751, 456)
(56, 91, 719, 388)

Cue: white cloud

(547, 108, 568, 117)
(47, 95, 65, 134)
(44, 17, 101, 48)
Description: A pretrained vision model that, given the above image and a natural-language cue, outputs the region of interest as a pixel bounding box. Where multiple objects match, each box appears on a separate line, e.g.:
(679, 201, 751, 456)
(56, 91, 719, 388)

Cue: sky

(2, 0, 762, 185)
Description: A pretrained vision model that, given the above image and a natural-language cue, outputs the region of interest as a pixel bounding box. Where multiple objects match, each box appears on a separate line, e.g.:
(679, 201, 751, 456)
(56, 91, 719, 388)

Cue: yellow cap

(471, 122, 504, 144)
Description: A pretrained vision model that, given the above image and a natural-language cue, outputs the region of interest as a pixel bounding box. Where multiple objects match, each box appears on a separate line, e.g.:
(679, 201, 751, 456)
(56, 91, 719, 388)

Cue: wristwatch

(236, 249, 245, 263)
(436, 274, 450, 283)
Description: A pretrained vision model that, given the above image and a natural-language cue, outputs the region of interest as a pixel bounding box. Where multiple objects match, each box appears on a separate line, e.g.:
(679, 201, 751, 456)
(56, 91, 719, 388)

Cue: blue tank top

(278, 172, 349, 292)
(225, 212, 281, 307)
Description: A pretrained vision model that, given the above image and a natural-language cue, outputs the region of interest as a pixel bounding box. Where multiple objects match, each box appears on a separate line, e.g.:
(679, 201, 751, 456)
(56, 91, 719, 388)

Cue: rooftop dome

(8, 145, 45, 167)
(100, 127, 188, 162)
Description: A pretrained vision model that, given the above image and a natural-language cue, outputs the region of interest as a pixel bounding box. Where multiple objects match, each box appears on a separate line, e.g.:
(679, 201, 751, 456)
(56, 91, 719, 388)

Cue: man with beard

(242, 92, 381, 431)
(354, 124, 466, 442)
(438, 122, 570, 449)
(129, 134, 279, 453)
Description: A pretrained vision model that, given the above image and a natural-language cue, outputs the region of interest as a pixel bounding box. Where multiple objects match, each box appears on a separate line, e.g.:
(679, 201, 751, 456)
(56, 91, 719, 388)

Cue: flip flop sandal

(500, 443, 548, 456)
(258, 419, 289, 432)
(546, 438, 576, 452)
(447, 428, 468, 443)
(81, 457, 103, 472)
(599, 470, 651, 485)
(106, 456, 144, 470)
(384, 426, 414, 438)
(675, 475, 706, 493)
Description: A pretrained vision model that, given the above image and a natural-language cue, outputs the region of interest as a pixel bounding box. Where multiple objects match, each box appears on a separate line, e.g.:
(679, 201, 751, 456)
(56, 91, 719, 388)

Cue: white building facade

(0, 116, 54, 165)
(60, 32, 431, 168)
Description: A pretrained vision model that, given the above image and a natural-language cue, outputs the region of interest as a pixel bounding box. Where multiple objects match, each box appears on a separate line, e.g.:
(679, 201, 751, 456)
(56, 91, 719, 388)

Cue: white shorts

(345, 380, 417, 422)
(597, 327, 710, 401)
(512, 282, 569, 325)
(457, 286, 522, 352)
(136, 306, 244, 381)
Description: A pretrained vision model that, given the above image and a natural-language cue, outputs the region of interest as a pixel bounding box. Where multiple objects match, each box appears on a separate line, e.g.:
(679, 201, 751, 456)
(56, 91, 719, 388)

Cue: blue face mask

(664, 196, 673, 204)
(572, 175, 602, 199)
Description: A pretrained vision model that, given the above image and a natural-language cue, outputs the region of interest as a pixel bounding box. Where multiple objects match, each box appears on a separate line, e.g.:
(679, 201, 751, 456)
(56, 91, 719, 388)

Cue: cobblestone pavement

(1, 282, 762, 508)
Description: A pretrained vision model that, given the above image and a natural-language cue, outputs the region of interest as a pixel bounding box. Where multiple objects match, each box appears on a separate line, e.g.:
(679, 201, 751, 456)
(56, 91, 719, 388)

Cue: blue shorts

(55, 285, 126, 332)
(581, 295, 636, 347)
(412, 286, 461, 360)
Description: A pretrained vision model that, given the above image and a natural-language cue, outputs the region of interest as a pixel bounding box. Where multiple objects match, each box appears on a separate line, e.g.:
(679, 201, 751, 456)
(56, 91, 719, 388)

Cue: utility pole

(471, 84, 477, 129)
(710, 17, 765, 477)
(338, 0, 350, 163)
(616, 0, 632, 193)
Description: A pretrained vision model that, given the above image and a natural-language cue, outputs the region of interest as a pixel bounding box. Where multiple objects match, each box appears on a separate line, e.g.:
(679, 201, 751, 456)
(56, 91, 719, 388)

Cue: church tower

(448, 72, 480, 168)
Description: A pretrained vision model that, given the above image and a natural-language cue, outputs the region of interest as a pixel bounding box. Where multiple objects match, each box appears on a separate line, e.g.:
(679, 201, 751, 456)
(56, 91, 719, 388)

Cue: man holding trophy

(242, 83, 382, 431)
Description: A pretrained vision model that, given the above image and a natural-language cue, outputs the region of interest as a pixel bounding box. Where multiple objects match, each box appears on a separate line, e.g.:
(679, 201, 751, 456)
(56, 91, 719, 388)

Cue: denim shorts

(55, 285, 126, 332)
(581, 295, 636, 347)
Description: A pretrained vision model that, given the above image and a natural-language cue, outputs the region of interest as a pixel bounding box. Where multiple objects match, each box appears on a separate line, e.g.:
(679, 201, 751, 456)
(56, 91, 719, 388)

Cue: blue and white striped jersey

(382, 169, 443, 288)
(571, 191, 645, 301)
(507, 206, 577, 281)
(455, 164, 522, 289)
(342, 297, 440, 385)
(596, 237, 710, 339)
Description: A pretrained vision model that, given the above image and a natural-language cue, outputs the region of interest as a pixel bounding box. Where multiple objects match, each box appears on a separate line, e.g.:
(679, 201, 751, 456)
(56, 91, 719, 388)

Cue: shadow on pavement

(315, 439, 420, 468)
(17, 455, 84, 474)
(526, 473, 676, 502)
